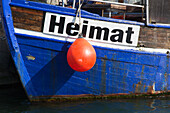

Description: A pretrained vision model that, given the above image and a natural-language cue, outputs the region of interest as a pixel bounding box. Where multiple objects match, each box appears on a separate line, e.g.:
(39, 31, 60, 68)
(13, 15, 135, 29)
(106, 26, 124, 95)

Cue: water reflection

(0, 84, 169, 113)
(149, 99, 156, 111)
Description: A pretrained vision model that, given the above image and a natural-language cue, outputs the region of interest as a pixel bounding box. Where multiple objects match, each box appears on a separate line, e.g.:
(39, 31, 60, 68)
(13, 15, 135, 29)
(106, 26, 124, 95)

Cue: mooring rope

(74, 0, 84, 36)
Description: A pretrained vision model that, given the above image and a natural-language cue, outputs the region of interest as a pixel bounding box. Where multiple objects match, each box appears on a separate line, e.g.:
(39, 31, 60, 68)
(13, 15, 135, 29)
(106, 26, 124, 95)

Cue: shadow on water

(0, 82, 169, 113)
(0, 83, 29, 112)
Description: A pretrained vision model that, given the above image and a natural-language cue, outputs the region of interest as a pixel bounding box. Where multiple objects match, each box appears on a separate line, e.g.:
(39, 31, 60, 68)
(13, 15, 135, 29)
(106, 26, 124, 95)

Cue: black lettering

(89, 26, 109, 40)
(126, 27, 134, 44)
(82, 20, 88, 37)
(66, 23, 79, 36)
(49, 15, 65, 34)
(110, 29, 124, 42)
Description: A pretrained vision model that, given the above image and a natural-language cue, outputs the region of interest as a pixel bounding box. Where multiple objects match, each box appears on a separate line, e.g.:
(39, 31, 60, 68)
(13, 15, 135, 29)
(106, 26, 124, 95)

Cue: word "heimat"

(43, 12, 140, 46)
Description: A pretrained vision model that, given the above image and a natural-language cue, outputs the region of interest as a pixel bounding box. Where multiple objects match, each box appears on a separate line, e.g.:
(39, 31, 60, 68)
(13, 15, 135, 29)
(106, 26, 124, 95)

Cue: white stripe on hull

(14, 28, 170, 54)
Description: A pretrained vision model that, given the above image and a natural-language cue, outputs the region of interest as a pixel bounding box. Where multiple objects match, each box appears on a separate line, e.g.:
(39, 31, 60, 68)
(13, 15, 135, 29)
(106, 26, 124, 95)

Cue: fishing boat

(0, 0, 169, 102)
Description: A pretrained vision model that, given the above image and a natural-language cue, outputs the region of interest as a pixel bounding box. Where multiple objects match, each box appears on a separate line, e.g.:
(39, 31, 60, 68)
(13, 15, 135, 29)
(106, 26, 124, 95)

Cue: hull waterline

(0, 0, 169, 102)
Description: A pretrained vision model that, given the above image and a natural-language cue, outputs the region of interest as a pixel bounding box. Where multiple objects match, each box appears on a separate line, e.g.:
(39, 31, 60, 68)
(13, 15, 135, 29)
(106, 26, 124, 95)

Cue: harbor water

(0, 84, 169, 113)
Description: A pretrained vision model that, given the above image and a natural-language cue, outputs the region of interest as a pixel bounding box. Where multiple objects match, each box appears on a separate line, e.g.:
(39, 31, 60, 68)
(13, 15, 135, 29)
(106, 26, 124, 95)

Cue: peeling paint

(135, 81, 142, 93)
(147, 83, 155, 94)
(163, 53, 170, 91)
(26, 55, 35, 60)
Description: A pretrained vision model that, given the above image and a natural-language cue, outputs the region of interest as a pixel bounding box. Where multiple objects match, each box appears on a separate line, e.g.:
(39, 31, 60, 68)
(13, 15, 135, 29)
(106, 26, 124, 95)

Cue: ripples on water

(0, 84, 169, 113)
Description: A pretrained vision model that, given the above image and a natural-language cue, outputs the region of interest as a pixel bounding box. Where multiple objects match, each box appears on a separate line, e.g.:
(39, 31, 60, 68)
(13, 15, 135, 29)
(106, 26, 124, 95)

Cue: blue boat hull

(0, 0, 169, 101)
(15, 33, 170, 98)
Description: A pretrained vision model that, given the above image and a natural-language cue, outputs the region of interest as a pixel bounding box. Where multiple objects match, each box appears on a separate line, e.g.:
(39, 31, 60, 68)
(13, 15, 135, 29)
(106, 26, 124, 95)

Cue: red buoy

(67, 38, 96, 72)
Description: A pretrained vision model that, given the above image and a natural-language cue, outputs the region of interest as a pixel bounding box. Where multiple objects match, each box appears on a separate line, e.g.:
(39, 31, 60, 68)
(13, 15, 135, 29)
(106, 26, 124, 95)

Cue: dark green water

(0, 84, 169, 113)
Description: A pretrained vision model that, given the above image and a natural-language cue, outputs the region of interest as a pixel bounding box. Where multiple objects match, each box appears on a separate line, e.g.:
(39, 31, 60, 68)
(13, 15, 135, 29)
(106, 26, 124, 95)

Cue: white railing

(72, 0, 144, 8)
(89, 0, 144, 7)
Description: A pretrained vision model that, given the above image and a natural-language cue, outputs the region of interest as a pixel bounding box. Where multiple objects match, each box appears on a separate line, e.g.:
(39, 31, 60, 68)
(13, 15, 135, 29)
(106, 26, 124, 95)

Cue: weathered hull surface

(0, 0, 169, 102)
(15, 34, 170, 100)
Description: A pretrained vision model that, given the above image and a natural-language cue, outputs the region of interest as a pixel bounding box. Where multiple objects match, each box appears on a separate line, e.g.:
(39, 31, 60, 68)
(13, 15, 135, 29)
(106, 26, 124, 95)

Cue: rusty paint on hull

(30, 91, 170, 102)
(1, 0, 170, 103)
